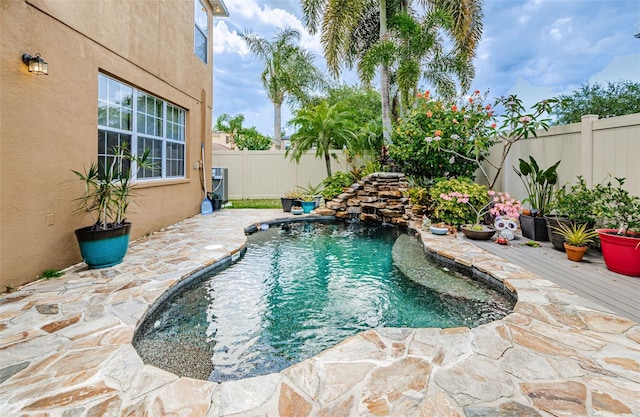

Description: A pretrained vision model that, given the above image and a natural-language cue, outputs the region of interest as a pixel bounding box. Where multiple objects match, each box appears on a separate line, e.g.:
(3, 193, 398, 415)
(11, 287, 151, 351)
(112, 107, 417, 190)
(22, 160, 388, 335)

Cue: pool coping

(1, 209, 638, 416)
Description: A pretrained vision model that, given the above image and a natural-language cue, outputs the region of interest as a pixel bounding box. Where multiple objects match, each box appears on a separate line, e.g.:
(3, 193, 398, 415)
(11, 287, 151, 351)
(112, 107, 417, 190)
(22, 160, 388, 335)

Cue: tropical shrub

(390, 90, 491, 183)
(321, 171, 353, 200)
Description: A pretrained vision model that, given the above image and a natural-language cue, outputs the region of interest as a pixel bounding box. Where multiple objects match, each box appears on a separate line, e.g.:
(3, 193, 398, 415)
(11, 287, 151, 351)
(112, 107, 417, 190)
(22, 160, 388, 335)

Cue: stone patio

(0, 209, 638, 416)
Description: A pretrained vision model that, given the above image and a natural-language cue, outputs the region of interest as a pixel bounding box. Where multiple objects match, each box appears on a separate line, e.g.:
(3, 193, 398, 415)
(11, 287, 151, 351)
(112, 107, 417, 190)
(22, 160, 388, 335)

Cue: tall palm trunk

(379, 0, 392, 144)
(324, 151, 332, 177)
(274, 101, 282, 150)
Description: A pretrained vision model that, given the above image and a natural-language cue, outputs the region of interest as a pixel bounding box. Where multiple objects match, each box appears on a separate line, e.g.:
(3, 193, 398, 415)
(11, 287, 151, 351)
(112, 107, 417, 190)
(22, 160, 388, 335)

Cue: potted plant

(513, 156, 561, 241)
(297, 182, 324, 210)
(281, 190, 302, 212)
(72, 144, 152, 268)
(546, 176, 599, 251)
(593, 177, 640, 276)
(437, 179, 521, 241)
(551, 222, 598, 262)
(210, 193, 223, 211)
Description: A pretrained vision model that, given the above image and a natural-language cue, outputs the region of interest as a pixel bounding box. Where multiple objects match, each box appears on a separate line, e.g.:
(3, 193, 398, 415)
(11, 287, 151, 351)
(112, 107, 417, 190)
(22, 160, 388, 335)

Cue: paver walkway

(1, 209, 639, 416)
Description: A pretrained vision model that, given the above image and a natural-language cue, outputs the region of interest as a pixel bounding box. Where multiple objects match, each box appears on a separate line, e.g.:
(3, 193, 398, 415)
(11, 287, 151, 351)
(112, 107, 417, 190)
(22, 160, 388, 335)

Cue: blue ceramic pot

(75, 223, 131, 268)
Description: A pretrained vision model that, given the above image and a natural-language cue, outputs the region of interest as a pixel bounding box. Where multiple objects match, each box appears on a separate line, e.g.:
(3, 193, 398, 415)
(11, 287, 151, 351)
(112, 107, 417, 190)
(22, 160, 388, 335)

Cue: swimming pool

(134, 220, 514, 382)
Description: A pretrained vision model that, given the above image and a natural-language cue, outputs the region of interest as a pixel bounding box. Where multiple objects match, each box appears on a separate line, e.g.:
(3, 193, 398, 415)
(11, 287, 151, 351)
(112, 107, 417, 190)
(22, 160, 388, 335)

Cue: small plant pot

(520, 214, 549, 241)
(291, 208, 304, 215)
(460, 225, 496, 240)
(564, 243, 587, 262)
(429, 225, 449, 235)
(300, 201, 315, 214)
(281, 197, 295, 212)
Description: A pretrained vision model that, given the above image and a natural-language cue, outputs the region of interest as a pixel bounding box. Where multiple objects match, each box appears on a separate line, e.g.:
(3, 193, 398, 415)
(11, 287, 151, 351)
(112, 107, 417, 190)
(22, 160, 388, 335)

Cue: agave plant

(551, 222, 598, 247)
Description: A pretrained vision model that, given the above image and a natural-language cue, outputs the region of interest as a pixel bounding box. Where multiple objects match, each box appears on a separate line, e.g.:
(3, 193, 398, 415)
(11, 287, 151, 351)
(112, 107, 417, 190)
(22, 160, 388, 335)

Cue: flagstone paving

(1, 209, 639, 416)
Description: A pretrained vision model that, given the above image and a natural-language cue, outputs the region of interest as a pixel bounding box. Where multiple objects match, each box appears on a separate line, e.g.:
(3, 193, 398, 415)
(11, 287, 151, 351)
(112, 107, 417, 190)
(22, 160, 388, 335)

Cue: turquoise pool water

(135, 221, 514, 382)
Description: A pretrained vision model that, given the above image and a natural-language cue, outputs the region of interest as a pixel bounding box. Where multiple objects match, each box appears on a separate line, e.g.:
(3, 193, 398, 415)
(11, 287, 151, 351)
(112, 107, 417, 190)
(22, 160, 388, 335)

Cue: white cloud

(213, 20, 249, 56)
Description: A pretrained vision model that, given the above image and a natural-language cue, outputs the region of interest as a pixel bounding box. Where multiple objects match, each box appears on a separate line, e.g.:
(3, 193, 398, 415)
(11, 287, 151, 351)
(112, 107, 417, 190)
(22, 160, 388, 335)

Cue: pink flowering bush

(433, 178, 522, 226)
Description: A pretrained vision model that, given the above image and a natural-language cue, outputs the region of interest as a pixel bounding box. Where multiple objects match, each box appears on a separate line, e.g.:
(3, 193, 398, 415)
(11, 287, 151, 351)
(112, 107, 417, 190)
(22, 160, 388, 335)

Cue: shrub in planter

(513, 156, 561, 241)
(73, 144, 152, 268)
(593, 177, 640, 276)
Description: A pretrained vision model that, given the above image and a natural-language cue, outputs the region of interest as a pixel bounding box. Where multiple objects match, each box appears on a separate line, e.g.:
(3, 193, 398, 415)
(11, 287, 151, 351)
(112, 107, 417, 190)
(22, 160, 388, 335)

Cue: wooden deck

(469, 235, 640, 323)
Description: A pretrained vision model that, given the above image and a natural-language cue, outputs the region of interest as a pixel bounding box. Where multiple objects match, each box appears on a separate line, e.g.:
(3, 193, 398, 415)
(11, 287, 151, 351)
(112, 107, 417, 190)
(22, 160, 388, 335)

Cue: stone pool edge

(0, 210, 638, 416)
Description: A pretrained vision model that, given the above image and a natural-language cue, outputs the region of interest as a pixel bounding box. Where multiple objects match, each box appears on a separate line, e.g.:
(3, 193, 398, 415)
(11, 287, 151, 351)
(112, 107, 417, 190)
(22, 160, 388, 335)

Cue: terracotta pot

(596, 229, 640, 276)
(564, 242, 587, 262)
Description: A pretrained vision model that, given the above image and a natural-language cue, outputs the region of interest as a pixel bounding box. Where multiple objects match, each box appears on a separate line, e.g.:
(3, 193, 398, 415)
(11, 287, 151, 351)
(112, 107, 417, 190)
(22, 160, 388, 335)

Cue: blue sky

(212, 0, 640, 136)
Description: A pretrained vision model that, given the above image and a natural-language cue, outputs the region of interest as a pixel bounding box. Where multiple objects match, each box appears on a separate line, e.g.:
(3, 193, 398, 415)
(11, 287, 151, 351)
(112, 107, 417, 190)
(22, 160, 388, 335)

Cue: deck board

(468, 235, 640, 323)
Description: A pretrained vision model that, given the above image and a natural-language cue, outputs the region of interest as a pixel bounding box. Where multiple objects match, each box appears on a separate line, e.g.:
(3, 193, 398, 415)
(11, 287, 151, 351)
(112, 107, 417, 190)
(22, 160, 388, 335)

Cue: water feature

(134, 221, 514, 382)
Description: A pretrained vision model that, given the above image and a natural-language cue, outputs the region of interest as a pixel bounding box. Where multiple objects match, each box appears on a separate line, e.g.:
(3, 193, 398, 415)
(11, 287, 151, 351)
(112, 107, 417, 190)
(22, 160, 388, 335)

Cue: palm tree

(360, 9, 476, 116)
(301, 0, 483, 141)
(286, 101, 356, 177)
(242, 28, 325, 149)
(214, 113, 245, 149)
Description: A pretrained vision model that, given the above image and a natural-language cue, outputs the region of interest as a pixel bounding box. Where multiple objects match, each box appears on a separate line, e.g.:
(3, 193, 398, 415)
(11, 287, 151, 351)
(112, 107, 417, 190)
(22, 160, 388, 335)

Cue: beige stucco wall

(1, 0, 216, 291)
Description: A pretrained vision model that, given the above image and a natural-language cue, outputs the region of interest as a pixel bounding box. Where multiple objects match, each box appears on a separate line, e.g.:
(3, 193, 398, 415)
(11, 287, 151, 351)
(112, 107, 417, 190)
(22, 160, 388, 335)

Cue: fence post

(242, 148, 248, 199)
(580, 114, 598, 188)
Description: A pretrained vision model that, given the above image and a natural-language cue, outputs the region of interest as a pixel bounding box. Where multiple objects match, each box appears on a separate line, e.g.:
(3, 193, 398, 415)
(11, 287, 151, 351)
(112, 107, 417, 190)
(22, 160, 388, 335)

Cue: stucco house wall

(0, 0, 226, 291)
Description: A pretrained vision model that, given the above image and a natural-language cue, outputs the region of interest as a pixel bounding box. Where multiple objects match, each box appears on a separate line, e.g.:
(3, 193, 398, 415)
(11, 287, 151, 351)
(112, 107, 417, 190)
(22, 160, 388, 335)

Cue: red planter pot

(596, 229, 640, 277)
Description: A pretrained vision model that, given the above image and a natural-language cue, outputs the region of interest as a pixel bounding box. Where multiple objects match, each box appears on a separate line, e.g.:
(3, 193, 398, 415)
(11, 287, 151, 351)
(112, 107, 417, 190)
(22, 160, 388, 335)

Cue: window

(194, 0, 208, 64)
(98, 74, 186, 180)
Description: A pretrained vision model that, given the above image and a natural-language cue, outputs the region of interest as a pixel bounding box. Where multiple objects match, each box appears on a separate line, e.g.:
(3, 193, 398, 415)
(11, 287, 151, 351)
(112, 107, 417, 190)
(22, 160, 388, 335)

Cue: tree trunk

(379, 0, 392, 145)
(274, 101, 282, 150)
(324, 151, 332, 178)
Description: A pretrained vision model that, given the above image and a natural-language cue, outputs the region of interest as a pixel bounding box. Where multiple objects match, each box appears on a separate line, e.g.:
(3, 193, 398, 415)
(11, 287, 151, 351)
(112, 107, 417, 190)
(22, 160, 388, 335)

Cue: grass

(228, 199, 281, 209)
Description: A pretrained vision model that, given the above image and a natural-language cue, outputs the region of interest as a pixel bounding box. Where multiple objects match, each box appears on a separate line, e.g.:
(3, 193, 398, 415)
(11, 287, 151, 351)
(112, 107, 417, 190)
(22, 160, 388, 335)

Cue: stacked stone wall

(324, 173, 412, 226)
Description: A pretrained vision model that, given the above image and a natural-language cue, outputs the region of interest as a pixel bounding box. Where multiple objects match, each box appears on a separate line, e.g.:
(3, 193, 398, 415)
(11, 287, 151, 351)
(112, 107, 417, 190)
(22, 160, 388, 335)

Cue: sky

(212, 0, 640, 137)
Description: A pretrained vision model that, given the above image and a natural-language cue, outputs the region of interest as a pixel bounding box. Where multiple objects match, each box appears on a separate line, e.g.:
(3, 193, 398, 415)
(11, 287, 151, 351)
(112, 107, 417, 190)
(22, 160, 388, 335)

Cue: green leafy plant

(322, 171, 352, 200)
(593, 177, 640, 235)
(551, 80, 640, 125)
(549, 176, 601, 226)
(73, 143, 152, 230)
(430, 178, 488, 226)
(513, 156, 560, 216)
(551, 222, 599, 247)
(41, 269, 64, 279)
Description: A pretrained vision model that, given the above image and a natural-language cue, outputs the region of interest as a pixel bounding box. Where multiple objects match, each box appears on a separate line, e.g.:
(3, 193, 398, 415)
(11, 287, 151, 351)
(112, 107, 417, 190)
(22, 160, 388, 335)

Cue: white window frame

(194, 0, 208, 64)
(98, 73, 186, 181)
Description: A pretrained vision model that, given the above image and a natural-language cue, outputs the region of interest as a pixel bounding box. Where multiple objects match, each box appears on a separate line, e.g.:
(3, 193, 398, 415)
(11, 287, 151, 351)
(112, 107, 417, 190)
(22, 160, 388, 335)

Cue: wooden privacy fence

(213, 112, 640, 201)
(210, 150, 353, 199)
(485, 113, 640, 203)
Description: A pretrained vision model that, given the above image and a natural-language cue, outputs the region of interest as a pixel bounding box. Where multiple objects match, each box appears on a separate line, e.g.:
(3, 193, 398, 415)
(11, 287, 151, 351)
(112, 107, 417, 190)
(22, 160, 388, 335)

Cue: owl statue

(494, 216, 518, 240)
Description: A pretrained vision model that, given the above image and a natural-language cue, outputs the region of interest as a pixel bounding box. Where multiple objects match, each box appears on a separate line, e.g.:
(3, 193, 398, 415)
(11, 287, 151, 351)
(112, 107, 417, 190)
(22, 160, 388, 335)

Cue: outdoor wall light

(22, 53, 48, 75)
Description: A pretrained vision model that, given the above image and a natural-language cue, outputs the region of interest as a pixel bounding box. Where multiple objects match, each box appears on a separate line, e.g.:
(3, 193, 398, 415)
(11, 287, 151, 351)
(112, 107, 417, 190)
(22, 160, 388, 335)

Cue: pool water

(135, 221, 514, 382)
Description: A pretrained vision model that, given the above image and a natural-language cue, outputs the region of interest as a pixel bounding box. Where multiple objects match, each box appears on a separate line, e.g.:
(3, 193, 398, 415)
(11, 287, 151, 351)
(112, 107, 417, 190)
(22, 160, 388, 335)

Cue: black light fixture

(22, 53, 48, 75)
